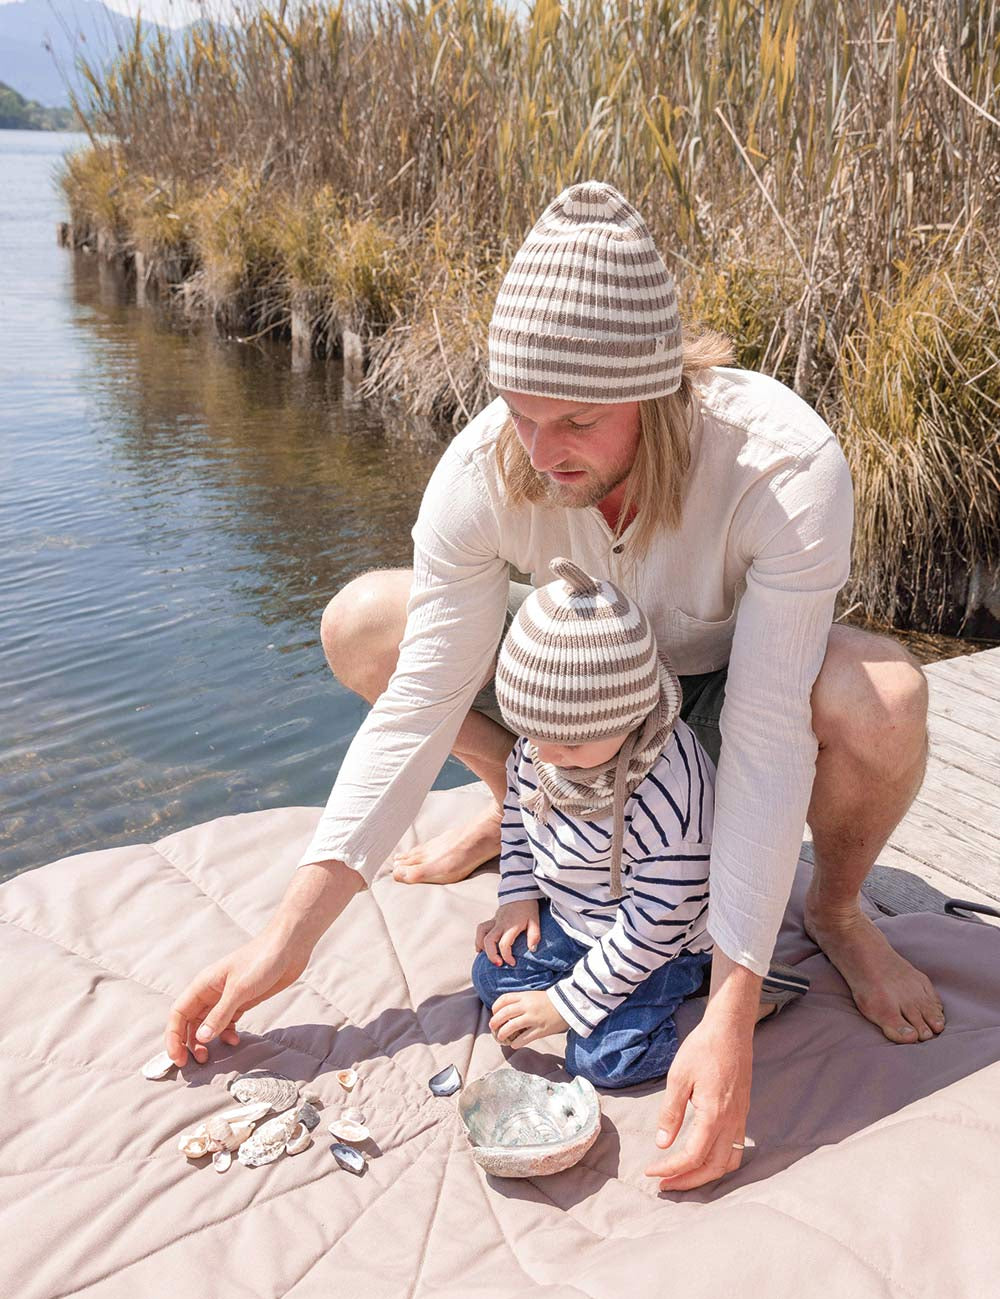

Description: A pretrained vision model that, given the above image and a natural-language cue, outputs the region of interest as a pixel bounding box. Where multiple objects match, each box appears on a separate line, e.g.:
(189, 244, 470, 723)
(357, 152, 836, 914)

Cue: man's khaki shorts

(471, 581, 728, 768)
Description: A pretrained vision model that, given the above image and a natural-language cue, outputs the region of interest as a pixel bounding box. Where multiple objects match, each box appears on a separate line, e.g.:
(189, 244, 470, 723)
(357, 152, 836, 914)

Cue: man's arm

(165, 859, 365, 1066)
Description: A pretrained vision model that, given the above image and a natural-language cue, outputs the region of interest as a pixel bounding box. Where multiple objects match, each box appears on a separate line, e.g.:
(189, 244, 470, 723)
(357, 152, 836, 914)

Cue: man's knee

(812, 625, 928, 768)
(320, 568, 412, 698)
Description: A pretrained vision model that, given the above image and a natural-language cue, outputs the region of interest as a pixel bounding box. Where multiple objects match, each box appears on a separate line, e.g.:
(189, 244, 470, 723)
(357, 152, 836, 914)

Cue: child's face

(529, 731, 630, 770)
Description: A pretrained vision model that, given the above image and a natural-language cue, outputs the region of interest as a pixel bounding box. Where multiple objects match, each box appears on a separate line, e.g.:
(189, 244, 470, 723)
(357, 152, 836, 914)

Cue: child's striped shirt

(498, 721, 715, 1038)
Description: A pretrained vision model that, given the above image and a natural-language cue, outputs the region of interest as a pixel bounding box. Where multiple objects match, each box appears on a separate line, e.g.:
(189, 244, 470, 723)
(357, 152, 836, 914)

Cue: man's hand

(489, 990, 569, 1047)
(475, 899, 541, 966)
(163, 858, 365, 1067)
(165, 931, 312, 1067)
(644, 944, 762, 1190)
(642, 1015, 753, 1190)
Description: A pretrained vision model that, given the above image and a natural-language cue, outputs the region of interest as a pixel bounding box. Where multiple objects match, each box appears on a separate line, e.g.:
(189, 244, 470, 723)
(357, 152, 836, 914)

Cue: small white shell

(285, 1124, 313, 1155)
(213, 1149, 232, 1173)
(178, 1126, 211, 1159)
(328, 1116, 370, 1143)
(302, 1091, 323, 1107)
(342, 1107, 365, 1125)
(335, 1068, 358, 1092)
(142, 1051, 176, 1080)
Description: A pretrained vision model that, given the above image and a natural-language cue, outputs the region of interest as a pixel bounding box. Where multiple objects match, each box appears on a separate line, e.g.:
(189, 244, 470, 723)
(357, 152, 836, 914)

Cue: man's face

(499, 389, 641, 509)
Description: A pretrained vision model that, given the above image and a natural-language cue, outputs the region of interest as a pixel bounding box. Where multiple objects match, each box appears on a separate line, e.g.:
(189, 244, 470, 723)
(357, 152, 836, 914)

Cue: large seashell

(297, 1102, 321, 1132)
(457, 1070, 601, 1177)
(285, 1124, 313, 1156)
(335, 1068, 358, 1092)
(328, 1116, 370, 1144)
(237, 1107, 301, 1167)
(329, 1142, 366, 1175)
(213, 1149, 232, 1173)
(428, 1064, 462, 1097)
(229, 1070, 299, 1111)
(142, 1051, 177, 1080)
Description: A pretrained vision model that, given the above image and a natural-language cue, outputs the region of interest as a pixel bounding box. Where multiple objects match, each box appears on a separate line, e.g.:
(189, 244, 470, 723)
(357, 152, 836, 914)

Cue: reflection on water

(1, 130, 461, 880)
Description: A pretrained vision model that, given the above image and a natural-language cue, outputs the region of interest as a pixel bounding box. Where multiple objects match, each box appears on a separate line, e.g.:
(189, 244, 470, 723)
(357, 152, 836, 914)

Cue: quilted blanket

(2, 783, 999, 1299)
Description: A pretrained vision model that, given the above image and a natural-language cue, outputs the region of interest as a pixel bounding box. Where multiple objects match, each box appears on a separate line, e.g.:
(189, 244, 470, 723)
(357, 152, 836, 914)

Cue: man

(165, 182, 943, 1191)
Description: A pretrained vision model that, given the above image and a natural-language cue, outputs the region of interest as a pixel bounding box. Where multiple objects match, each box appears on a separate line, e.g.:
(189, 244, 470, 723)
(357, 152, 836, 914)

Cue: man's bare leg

(804, 624, 946, 1045)
(321, 568, 511, 885)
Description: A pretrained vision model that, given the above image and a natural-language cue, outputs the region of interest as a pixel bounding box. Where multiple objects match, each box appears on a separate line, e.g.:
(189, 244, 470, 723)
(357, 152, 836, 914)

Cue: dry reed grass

(60, 0, 1000, 630)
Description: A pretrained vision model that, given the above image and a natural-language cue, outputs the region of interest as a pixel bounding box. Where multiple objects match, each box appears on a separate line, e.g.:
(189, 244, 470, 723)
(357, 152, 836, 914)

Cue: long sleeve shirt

(299, 366, 854, 977)
(498, 729, 715, 1038)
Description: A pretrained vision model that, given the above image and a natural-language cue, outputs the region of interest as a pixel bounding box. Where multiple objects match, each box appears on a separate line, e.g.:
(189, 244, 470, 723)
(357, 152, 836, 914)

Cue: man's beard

(541, 462, 632, 509)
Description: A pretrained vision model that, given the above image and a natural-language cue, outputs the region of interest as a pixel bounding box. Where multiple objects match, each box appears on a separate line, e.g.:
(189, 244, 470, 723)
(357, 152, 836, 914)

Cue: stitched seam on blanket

(740, 1203, 920, 1298)
(404, 1128, 454, 1299)
(149, 844, 440, 1096)
(49, 1118, 445, 1299)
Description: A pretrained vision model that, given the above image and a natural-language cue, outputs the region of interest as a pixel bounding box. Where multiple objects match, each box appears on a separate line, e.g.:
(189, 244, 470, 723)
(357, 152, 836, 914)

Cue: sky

(0, 0, 253, 28)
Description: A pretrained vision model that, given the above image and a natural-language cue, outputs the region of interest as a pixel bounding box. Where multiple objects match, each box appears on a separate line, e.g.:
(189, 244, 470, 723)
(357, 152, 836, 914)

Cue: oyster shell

(213, 1149, 232, 1173)
(328, 1116, 370, 1144)
(428, 1064, 462, 1097)
(285, 1123, 313, 1155)
(237, 1107, 301, 1168)
(329, 1142, 366, 1175)
(335, 1068, 358, 1092)
(229, 1070, 299, 1111)
(215, 1100, 272, 1127)
(457, 1070, 601, 1177)
(297, 1102, 321, 1132)
(141, 1051, 177, 1080)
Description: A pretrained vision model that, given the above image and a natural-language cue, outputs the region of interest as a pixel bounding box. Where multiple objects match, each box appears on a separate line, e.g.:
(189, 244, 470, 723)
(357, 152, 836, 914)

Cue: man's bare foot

(803, 896, 946, 1044)
(392, 802, 503, 885)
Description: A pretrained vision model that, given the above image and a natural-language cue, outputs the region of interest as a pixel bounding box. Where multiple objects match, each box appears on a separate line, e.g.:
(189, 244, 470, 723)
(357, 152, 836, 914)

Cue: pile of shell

(142, 1053, 372, 1176)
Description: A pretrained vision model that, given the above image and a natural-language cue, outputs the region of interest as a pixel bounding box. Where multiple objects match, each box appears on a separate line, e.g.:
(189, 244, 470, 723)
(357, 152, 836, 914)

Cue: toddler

(472, 557, 808, 1089)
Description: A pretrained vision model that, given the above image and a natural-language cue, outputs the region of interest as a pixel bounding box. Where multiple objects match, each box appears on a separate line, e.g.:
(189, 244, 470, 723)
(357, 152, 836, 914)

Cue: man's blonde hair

(495, 330, 736, 558)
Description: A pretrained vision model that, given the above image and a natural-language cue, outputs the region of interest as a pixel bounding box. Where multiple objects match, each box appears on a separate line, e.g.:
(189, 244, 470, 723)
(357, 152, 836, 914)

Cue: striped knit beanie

(487, 180, 683, 403)
(495, 557, 661, 743)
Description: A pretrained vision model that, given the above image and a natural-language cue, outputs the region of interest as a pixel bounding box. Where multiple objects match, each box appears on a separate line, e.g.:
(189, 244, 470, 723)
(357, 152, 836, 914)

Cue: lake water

(0, 129, 459, 880)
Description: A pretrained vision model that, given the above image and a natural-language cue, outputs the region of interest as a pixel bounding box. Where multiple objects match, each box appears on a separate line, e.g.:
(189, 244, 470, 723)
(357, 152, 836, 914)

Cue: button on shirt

(299, 366, 854, 977)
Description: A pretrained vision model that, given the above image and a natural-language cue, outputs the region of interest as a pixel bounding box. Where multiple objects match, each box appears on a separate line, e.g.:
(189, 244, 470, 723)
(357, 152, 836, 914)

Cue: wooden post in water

(134, 250, 147, 308)
(291, 304, 312, 372)
(341, 329, 365, 401)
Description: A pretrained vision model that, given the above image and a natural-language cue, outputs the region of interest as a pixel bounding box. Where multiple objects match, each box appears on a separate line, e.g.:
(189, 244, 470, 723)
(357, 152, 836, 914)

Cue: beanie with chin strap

(495, 557, 682, 898)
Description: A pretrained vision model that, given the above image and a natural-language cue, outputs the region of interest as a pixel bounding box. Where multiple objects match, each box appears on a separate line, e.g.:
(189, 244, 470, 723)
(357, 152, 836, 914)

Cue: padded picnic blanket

(2, 782, 999, 1299)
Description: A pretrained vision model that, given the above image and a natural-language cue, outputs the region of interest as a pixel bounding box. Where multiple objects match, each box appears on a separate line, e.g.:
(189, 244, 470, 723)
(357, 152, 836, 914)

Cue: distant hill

(0, 77, 77, 128)
(0, 0, 207, 108)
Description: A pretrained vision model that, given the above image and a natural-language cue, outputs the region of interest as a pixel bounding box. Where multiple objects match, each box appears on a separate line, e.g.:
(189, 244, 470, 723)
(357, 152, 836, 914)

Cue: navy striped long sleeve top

(498, 720, 716, 1038)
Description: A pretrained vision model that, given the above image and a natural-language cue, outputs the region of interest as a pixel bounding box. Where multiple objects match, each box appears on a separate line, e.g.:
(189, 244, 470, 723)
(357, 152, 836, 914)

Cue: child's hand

(489, 990, 569, 1047)
(475, 900, 541, 967)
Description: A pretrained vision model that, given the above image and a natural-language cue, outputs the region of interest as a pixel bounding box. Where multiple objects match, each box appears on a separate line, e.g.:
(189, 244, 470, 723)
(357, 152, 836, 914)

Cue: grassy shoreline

(60, 0, 1000, 636)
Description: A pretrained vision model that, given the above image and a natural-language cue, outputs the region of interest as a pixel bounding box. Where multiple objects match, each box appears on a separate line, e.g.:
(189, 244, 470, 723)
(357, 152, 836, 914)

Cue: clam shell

(457, 1070, 601, 1177)
(141, 1051, 176, 1080)
(328, 1116, 370, 1144)
(342, 1107, 365, 1125)
(301, 1091, 323, 1107)
(285, 1124, 313, 1155)
(297, 1102, 321, 1132)
(335, 1068, 358, 1092)
(329, 1142, 366, 1175)
(230, 1070, 299, 1111)
(213, 1149, 232, 1173)
(237, 1107, 301, 1167)
(178, 1126, 212, 1159)
(428, 1064, 462, 1097)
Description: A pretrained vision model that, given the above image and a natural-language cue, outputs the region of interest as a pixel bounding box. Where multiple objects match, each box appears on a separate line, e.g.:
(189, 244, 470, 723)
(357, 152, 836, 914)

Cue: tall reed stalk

(62, 0, 1000, 632)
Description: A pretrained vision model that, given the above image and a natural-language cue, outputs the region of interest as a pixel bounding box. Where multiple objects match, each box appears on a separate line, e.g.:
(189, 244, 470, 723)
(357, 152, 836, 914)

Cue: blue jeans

(471, 900, 713, 1090)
